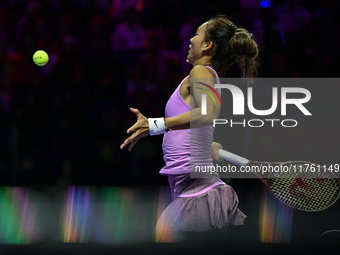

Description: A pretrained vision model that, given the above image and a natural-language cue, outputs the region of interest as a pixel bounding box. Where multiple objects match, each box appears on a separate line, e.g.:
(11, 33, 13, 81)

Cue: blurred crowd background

(0, 0, 340, 190)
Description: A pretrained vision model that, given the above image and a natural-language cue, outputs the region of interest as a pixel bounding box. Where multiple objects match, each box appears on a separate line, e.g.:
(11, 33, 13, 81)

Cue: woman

(120, 15, 259, 241)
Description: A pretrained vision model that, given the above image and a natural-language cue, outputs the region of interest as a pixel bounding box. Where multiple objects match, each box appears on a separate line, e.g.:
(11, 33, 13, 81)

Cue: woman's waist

(163, 143, 213, 161)
(168, 172, 225, 199)
(162, 126, 213, 149)
(163, 153, 212, 164)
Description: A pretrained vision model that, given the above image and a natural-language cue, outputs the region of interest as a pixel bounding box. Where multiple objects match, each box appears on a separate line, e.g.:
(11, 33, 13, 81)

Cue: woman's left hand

(211, 142, 223, 162)
(120, 108, 149, 151)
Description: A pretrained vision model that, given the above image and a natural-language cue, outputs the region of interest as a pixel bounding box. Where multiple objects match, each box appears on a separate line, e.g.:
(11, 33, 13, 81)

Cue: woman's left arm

(120, 65, 221, 151)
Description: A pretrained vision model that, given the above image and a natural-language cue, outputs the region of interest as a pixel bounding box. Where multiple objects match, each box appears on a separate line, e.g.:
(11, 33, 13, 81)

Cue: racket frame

(264, 161, 340, 212)
(218, 149, 340, 212)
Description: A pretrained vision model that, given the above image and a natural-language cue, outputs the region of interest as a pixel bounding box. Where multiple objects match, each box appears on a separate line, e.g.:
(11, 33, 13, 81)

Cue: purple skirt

(155, 173, 246, 238)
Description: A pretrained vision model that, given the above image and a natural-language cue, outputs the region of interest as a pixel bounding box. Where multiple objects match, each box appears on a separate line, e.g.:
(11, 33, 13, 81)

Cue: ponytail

(204, 15, 259, 78)
(229, 28, 259, 78)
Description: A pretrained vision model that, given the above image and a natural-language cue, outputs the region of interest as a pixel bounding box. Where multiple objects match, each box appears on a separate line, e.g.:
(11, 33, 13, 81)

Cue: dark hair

(204, 15, 259, 78)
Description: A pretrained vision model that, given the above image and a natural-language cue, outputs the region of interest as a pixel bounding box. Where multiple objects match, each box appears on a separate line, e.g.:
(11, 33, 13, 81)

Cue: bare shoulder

(189, 65, 216, 79)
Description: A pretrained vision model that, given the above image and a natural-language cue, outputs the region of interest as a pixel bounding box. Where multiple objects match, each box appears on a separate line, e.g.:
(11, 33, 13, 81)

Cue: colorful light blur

(154, 186, 174, 243)
(0, 187, 38, 244)
(91, 186, 131, 243)
(259, 189, 293, 243)
(61, 186, 166, 244)
(0, 185, 294, 244)
(62, 186, 93, 243)
(1, 186, 166, 244)
(261, 0, 271, 8)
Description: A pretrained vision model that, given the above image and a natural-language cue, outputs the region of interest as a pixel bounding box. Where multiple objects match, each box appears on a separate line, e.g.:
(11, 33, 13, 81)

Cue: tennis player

(120, 15, 259, 241)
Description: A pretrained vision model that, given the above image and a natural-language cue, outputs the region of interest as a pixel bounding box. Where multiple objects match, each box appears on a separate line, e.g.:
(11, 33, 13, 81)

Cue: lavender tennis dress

(156, 66, 246, 235)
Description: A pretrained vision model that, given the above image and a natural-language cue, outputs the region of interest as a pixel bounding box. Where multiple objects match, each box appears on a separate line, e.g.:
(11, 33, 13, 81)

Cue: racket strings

(271, 178, 338, 210)
(272, 178, 338, 210)
(268, 165, 339, 211)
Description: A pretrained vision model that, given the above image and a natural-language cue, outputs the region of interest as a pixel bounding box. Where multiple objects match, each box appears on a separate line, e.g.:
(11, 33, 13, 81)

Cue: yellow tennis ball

(33, 50, 49, 66)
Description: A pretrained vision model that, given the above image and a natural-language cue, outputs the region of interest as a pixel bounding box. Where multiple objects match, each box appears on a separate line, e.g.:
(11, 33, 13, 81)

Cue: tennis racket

(219, 149, 340, 212)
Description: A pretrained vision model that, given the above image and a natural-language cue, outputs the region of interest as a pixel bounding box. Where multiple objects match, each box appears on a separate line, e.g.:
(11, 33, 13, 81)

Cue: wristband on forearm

(148, 118, 172, 136)
(148, 118, 166, 136)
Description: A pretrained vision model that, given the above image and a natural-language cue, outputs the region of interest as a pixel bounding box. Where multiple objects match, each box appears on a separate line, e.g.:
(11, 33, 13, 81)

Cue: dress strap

(205, 66, 221, 94)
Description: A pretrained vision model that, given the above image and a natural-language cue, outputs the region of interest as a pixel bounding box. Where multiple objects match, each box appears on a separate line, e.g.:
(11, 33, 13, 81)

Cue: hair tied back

(235, 32, 253, 38)
(229, 23, 236, 29)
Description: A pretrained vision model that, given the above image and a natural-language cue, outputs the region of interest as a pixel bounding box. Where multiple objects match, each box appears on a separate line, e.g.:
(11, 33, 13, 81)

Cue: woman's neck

(192, 54, 213, 66)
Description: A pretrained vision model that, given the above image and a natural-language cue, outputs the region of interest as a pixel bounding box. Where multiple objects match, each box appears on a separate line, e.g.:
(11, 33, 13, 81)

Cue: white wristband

(148, 118, 166, 136)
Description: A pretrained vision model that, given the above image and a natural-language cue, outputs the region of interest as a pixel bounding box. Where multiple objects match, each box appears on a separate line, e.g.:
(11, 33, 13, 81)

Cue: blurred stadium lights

(261, 0, 272, 8)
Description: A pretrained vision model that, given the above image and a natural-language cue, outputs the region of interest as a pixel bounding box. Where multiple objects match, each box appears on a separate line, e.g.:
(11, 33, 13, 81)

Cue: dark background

(1, 0, 340, 189)
(1, 0, 340, 252)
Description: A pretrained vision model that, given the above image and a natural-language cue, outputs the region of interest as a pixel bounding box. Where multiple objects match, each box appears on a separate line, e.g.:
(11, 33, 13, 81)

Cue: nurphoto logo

(199, 83, 312, 128)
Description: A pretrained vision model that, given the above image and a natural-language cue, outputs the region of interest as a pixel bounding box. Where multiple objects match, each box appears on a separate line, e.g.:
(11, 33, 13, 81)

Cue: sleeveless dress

(155, 66, 246, 239)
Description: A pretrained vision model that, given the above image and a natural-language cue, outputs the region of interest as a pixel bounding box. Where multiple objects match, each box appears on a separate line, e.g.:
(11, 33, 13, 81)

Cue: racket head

(266, 161, 340, 212)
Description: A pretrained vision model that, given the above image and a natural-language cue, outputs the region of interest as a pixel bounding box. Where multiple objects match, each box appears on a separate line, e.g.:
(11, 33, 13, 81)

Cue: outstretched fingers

(126, 108, 140, 134)
(120, 131, 142, 151)
(130, 107, 141, 118)
(121, 107, 149, 150)
(128, 136, 141, 151)
(120, 131, 137, 149)
(120, 138, 130, 149)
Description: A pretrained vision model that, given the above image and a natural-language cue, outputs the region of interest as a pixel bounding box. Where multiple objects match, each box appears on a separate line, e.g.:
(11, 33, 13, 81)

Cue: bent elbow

(203, 111, 220, 125)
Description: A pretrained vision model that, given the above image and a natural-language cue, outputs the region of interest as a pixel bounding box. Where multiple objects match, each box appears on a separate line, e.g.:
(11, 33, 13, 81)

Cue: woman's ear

(204, 41, 214, 51)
